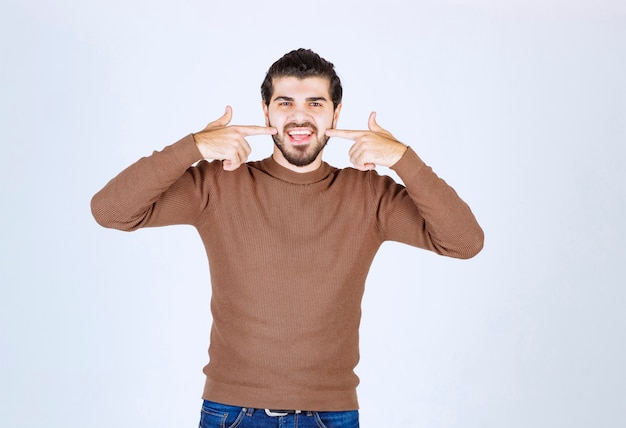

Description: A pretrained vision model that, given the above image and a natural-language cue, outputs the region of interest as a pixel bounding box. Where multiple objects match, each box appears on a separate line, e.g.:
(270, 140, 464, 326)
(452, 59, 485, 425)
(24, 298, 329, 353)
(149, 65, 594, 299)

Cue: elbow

(433, 225, 484, 260)
(90, 192, 137, 231)
(459, 238, 484, 259)
(90, 193, 109, 227)
(456, 225, 485, 259)
(91, 193, 114, 228)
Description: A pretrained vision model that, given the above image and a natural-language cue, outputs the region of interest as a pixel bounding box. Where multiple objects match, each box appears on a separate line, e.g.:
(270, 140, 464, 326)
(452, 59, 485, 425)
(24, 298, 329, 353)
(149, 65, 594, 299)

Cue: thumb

(204, 105, 233, 130)
(368, 111, 393, 137)
(368, 111, 381, 132)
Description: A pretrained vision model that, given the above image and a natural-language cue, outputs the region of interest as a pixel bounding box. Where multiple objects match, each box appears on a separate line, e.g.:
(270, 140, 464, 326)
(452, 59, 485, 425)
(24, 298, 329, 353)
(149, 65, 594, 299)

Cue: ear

(262, 100, 270, 126)
(332, 103, 342, 128)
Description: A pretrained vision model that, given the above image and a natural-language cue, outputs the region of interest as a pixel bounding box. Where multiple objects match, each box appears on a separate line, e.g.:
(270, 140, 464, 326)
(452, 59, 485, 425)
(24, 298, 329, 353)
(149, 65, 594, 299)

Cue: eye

(310, 102, 322, 107)
(278, 101, 292, 107)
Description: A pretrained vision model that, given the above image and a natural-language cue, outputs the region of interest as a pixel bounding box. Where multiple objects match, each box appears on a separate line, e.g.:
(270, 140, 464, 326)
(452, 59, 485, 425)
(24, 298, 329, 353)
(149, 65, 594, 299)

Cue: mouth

(287, 129, 313, 145)
(284, 123, 317, 145)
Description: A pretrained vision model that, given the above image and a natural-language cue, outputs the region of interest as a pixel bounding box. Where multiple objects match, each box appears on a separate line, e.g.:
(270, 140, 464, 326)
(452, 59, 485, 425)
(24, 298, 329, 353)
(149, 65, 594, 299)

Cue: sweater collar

(259, 156, 334, 184)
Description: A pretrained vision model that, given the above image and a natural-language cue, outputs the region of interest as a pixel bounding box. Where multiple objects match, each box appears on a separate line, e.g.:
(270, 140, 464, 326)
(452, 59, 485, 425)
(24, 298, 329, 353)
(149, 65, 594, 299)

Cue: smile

(286, 127, 314, 144)
(288, 129, 312, 137)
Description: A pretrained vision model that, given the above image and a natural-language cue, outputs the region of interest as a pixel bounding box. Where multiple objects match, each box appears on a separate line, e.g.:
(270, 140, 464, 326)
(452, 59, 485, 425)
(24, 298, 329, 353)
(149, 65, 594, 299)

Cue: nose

(288, 105, 312, 124)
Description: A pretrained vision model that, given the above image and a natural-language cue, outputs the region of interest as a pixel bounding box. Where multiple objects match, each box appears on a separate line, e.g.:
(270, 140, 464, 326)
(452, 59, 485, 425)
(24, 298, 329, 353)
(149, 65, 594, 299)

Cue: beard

(271, 121, 329, 167)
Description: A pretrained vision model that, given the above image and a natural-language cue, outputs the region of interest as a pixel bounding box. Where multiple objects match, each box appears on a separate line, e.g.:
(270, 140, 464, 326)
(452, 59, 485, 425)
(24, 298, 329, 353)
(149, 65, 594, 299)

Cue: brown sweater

(91, 134, 483, 411)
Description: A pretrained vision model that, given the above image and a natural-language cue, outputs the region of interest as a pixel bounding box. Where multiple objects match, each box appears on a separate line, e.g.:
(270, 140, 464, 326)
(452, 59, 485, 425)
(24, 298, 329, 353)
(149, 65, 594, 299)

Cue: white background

(1, 1, 625, 427)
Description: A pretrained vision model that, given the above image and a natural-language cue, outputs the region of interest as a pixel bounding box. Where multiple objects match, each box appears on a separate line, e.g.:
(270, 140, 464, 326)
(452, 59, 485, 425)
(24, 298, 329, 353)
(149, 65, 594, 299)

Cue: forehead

(270, 76, 332, 100)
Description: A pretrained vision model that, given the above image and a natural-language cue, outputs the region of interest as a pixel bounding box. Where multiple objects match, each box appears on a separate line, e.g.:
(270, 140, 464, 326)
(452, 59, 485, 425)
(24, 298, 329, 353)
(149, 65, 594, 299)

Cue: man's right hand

(193, 106, 277, 171)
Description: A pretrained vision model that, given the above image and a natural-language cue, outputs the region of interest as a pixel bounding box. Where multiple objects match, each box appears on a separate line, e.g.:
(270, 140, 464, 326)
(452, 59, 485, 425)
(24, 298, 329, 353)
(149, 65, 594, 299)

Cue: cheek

(267, 113, 284, 129)
(318, 114, 336, 131)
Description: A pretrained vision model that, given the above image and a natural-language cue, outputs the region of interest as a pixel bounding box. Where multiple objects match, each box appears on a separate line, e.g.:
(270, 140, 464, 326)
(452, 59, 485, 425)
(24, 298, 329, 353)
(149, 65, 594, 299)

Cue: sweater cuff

(173, 133, 204, 165)
(390, 147, 426, 181)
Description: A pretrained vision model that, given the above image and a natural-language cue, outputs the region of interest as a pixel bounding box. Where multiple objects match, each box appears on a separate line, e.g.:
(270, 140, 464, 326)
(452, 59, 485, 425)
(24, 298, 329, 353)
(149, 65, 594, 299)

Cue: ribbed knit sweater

(91, 134, 483, 411)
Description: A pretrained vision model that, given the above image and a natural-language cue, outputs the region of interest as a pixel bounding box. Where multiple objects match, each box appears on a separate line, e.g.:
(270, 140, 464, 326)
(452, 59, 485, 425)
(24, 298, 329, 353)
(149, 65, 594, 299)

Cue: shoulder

(336, 166, 401, 186)
(331, 167, 405, 202)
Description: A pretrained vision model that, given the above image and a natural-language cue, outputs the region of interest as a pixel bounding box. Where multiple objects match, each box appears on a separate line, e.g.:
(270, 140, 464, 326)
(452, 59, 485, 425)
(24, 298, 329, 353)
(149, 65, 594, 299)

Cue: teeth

(288, 130, 312, 136)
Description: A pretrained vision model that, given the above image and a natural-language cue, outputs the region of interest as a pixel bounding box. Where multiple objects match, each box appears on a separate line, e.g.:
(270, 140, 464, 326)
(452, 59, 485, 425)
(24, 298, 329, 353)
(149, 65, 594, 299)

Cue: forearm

(91, 134, 203, 231)
(391, 148, 484, 259)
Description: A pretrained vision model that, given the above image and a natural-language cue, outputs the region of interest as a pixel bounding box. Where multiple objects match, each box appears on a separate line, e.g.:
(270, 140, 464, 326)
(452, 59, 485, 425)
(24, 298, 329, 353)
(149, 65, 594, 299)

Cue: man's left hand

(325, 112, 408, 171)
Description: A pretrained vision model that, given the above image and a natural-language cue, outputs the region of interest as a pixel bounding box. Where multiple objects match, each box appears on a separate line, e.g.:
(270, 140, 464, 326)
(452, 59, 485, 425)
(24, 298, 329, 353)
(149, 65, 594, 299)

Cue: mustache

(284, 121, 318, 133)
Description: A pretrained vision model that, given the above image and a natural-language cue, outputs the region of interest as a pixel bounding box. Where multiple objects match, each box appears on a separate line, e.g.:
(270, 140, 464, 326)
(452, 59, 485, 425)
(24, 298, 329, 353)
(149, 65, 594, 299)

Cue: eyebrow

(273, 96, 329, 102)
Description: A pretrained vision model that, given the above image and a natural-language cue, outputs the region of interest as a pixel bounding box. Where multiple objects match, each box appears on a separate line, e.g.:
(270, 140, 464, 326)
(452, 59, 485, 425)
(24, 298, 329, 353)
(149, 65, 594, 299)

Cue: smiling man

(91, 48, 484, 427)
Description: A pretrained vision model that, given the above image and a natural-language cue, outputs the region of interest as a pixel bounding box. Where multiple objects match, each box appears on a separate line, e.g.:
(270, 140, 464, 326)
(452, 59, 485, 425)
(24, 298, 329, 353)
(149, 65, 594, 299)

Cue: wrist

(388, 144, 408, 167)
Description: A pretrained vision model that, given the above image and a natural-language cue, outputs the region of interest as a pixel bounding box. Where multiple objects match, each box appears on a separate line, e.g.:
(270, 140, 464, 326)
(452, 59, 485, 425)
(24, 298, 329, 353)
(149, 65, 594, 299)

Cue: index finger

(325, 128, 365, 140)
(233, 125, 277, 136)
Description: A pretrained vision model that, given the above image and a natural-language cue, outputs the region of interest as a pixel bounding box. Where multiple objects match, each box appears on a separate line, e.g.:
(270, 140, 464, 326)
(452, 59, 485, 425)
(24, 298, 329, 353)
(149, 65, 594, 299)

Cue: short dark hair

(261, 48, 343, 109)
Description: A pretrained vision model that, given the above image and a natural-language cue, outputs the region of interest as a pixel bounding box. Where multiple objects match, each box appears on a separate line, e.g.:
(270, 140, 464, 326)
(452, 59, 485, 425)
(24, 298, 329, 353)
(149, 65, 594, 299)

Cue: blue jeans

(199, 400, 359, 428)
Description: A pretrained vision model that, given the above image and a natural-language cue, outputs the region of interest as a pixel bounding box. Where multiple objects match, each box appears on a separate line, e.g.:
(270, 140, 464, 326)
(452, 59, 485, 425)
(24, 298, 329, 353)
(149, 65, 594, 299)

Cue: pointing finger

(325, 128, 364, 140)
(236, 125, 277, 137)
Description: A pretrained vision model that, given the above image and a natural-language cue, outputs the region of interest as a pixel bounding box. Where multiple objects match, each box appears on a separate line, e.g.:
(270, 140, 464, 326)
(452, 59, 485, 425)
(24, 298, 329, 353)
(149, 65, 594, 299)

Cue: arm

(91, 107, 277, 231)
(90, 134, 205, 231)
(327, 112, 484, 259)
(387, 147, 484, 259)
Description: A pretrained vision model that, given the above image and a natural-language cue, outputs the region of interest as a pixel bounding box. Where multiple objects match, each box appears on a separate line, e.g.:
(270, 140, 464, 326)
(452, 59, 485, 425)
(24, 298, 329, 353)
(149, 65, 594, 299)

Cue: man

(91, 48, 484, 428)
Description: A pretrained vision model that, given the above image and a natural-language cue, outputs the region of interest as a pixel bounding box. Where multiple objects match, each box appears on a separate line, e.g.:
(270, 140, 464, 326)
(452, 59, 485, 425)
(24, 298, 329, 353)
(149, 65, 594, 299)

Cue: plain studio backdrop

(1, 1, 624, 427)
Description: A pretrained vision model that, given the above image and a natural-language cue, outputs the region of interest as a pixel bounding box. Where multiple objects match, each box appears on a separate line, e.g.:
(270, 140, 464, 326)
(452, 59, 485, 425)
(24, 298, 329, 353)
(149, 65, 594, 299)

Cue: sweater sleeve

(377, 147, 484, 259)
(91, 134, 210, 231)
